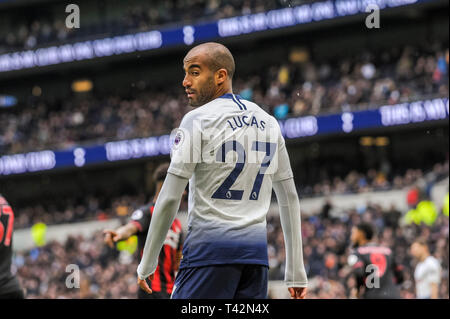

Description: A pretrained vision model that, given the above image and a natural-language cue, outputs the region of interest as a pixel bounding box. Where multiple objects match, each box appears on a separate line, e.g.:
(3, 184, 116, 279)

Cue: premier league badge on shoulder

(172, 129, 185, 150)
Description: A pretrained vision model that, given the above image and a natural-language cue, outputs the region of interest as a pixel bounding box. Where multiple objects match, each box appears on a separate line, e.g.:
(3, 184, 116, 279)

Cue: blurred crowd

(12, 198, 449, 299)
(0, 0, 307, 53)
(14, 193, 148, 230)
(300, 160, 449, 198)
(12, 232, 139, 299)
(11, 159, 448, 230)
(10, 145, 449, 299)
(248, 45, 448, 117)
(1, 44, 448, 156)
(266, 203, 449, 299)
(0, 90, 188, 155)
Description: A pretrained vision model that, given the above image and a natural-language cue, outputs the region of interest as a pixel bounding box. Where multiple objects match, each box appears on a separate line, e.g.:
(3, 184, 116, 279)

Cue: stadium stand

(12, 194, 449, 298)
(1, 44, 448, 155)
(0, 0, 311, 53)
(8, 160, 447, 229)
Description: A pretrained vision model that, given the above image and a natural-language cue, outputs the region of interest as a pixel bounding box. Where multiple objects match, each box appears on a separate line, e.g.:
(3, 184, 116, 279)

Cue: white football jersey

(414, 255, 441, 299)
(168, 93, 292, 268)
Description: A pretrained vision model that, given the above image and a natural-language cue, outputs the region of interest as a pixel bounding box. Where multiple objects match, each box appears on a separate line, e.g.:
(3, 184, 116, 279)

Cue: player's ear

(215, 68, 228, 85)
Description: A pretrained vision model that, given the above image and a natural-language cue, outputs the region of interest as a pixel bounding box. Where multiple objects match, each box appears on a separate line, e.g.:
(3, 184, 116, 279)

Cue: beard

(188, 76, 216, 107)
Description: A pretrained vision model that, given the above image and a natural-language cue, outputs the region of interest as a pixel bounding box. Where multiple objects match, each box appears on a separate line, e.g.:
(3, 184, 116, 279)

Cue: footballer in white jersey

(411, 240, 442, 299)
(168, 93, 291, 269)
(137, 42, 307, 299)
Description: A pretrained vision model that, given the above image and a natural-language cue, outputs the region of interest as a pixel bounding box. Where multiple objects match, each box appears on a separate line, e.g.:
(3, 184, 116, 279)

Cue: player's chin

(188, 98, 201, 107)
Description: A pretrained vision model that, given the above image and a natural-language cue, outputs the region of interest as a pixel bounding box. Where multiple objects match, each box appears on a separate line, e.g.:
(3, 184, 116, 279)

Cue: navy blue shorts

(171, 264, 268, 299)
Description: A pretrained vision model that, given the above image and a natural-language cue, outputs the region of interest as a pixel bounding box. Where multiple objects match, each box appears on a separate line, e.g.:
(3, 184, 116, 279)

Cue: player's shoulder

(0, 194, 8, 205)
(180, 106, 203, 124)
(178, 99, 223, 128)
(355, 244, 391, 256)
(131, 203, 153, 219)
(347, 253, 360, 266)
(425, 256, 441, 268)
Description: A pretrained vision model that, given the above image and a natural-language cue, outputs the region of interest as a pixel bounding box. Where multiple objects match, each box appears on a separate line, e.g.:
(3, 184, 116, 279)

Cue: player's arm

(272, 122, 307, 299)
(103, 223, 138, 248)
(347, 253, 366, 293)
(430, 282, 439, 299)
(428, 261, 441, 299)
(136, 111, 198, 293)
(273, 178, 308, 299)
(137, 173, 188, 293)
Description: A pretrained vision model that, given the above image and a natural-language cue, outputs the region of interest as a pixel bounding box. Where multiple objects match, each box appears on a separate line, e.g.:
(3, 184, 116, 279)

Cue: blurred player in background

(0, 194, 24, 299)
(410, 239, 442, 299)
(103, 163, 184, 299)
(137, 42, 307, 299)
(348, 222, 404, 299)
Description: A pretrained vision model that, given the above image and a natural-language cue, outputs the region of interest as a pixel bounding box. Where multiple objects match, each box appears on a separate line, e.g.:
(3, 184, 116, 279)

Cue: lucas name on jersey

(227, 115, 266, 132)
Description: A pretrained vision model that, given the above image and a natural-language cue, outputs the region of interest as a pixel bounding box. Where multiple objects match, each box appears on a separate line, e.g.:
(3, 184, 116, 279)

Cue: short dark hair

(185, 42, 235, 79)
(208, 46, 235, 79)
(153, 163, 169, 183)
(413, 238, 428, 247)
(356, 222, 375, 240)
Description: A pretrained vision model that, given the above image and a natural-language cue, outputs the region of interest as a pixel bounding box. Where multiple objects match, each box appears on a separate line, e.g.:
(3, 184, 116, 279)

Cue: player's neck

(419, 253, 430, 262)
(213, 85, 232, 101)
(359, 239, 369, 246)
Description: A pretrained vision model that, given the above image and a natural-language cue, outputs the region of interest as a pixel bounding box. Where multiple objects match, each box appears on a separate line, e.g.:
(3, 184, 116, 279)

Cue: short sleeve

(129, 205, 151, 233)
(273, 120, 294, 182)
(347, 254, 359, 267)
(427, 259, 442, 284)
(168, 112, 201, 180)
